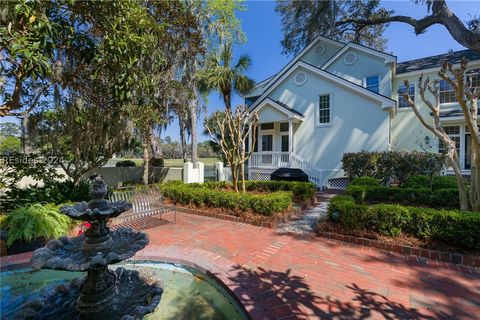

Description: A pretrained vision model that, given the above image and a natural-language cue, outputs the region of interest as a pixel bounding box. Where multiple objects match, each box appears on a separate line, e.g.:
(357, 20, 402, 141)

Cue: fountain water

(14, 176, 162, 319)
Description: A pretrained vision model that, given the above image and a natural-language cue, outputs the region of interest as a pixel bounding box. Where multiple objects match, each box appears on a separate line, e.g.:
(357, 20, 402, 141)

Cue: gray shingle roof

(274, 100, 304, 117)
(397, 49, 480, 75)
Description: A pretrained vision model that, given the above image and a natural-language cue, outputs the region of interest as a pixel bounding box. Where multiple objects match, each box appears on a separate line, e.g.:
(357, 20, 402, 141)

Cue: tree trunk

(469, 142, 480, 211)
(231, 163, 238, 192)
(149, 126, 162, 158)
(240, 162, 246, 192)
(223, 91, 232, 111)
(447, 157, 470, 211)
(142, 142, 149, 185)
(189, 99, 198, 166)
(179, 121, 188, 163)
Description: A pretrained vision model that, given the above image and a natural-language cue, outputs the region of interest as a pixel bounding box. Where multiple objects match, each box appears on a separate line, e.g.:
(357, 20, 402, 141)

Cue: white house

(244, 36, 480, 188)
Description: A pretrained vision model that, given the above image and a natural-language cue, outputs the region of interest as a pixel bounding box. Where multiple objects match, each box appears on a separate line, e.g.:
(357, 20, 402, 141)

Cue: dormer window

(365, 75, 380, 93)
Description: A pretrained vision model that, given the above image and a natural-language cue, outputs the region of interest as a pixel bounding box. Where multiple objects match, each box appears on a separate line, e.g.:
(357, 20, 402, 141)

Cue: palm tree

(196, 42, 255, 110)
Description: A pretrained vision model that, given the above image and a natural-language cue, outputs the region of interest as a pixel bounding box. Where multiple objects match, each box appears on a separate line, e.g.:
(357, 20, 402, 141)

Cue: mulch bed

(316, 220, 480, 256)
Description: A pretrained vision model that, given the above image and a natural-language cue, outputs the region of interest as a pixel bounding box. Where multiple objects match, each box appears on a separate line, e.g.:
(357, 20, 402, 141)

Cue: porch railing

(249, 152, 290, 168)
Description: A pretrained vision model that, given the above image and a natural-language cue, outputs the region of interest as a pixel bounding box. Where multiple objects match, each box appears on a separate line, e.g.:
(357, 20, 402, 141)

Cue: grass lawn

(163, 158, 220, 167)
(113, 158, 220, 167)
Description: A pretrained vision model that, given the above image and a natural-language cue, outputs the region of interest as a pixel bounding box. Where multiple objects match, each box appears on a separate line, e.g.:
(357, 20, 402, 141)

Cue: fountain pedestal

(15, 177, 162, 320)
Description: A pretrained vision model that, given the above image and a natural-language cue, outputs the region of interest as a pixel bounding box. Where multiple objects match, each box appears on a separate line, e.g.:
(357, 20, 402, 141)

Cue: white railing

(249, 152, 290, 168)
(249, 152, 345, 190)
(289, 153, 323, 188)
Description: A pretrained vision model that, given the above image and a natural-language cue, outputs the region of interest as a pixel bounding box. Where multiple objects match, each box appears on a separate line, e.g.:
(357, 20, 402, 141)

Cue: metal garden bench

(108, 186, 176, 230)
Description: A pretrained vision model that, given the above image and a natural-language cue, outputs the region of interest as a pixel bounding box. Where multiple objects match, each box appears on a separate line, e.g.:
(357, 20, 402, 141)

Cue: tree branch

(335, 0, 480, 51)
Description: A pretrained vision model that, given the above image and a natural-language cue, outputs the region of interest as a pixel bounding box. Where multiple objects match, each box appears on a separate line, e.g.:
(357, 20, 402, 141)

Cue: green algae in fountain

(1, 262, 248, 320)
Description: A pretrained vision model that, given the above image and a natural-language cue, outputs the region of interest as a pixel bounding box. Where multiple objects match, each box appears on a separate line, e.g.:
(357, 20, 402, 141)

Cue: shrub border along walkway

(316, 231, 480, 268)
(175, 205, 302, 229)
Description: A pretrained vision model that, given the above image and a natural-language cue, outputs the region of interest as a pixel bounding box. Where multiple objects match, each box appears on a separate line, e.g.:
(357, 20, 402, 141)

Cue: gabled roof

(249, 61, 396, 111)
(250, 98, 304, 121)
(397, 49, 480, 75)
(244, 36, 345, 98)
(321, 42, 396, 70)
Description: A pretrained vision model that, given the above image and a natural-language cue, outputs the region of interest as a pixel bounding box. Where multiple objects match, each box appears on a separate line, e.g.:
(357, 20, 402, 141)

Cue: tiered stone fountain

(15, 176, 162, 319)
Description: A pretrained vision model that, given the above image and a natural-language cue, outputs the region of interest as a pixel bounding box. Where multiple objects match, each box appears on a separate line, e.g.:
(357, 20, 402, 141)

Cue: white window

(318, 94, 331, 124)
(467, 69, 480, 90)
(438, 125, 460, 155)
(439, 79, 456, 104)
(398, 84, 415, 108)
(365, 75, 380, 93)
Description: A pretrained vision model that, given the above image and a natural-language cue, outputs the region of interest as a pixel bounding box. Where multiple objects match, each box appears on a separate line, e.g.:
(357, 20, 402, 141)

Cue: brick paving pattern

(137, 210, 480, 320)
(2, 194, 478, 319)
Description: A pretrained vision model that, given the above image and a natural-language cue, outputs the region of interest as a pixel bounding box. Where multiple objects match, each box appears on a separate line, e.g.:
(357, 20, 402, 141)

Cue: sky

(2, 0, 479, 142)
(162, 0, 479, 142)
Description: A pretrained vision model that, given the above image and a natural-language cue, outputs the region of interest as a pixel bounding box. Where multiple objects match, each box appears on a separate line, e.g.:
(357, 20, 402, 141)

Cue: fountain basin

(31, 228, 148, 271)
(1, 261, 248, 320)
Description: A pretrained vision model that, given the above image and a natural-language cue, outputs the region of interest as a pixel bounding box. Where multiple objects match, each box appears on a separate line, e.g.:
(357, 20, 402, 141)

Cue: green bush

(328, 196, 480, 250)
(201, 180, 315, 201)
(0, 180, 91, 212)
(116, 160, 136, 167)
(149, 157, 164, 167)
(159, 181, 293, 216)
(342, 151, 446, 185)
(403, 175, 458, 190)
(2, 203, 75, 246)
(345, 184, 459, 208)
(349, 177, 380, 187)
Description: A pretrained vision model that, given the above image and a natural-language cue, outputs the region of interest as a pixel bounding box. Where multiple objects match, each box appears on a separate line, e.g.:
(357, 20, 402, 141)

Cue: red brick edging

(317, 231, 480, 268)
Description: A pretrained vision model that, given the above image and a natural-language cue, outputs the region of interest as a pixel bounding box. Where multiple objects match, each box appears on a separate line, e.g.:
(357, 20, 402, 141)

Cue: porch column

(248, 123, 252, 172)
(288, 118, 293, 166)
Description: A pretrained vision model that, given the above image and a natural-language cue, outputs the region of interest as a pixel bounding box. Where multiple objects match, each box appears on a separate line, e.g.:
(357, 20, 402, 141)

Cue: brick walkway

(136, 211, 480, 320)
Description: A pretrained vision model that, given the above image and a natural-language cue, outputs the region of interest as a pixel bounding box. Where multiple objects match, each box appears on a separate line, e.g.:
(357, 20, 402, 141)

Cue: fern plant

(3, 203, 75, 246)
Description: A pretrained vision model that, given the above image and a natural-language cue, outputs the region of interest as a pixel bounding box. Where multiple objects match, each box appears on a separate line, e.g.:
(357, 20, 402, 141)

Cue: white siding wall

(263, 66, 390, 170)
(325, 48, 393, 97)
(391, 62, 480, 169)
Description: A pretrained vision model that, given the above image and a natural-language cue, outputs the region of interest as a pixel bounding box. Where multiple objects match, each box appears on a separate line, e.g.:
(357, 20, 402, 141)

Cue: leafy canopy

(275, 0, 390, 56)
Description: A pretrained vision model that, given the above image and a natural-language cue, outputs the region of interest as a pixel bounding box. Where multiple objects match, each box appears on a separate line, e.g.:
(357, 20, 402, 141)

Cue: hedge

(159, 181, 293, 216)
(116, 160, 137, 167)
(403, 175, 458, 190)
(342, 151, 446, 185)
(201, 180, 316, 201)
(327, 195, 480, 250)
(346, 184, 459, 208)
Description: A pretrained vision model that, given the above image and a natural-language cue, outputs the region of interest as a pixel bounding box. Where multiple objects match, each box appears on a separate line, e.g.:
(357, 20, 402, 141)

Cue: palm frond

(233, 75, 255, 96)
(234, 54, 252, 73)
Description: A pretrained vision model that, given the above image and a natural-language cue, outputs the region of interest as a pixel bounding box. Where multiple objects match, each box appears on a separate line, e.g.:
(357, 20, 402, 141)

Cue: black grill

(270, 168, 309, 182)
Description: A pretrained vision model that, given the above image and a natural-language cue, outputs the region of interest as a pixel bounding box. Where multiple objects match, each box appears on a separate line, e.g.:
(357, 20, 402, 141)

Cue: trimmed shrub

(116, 160, 136, 167)
(159, 182, 292, 216)
(149, 157, 164, 167)
(202, 180, 316, 201)
(327, 196, 480, 250)
(403, 175, 458, 190)
(2, 203, 75, 246)
(349, 177, 381, 187)
(345, 184, 459, 208)
(342, 151, 446, 185)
